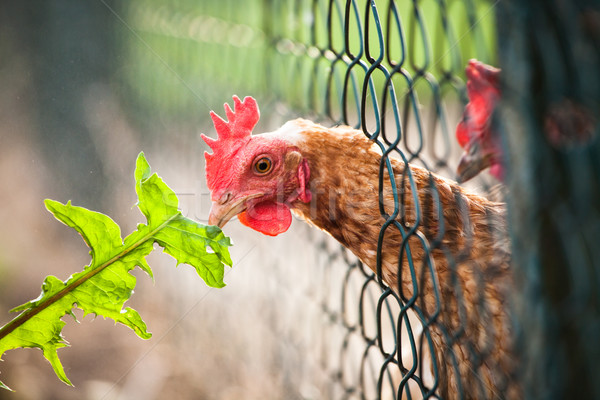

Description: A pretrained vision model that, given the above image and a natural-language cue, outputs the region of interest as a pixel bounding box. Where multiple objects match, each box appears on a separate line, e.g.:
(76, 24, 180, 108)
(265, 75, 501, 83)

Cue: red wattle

(238, 201, 292, 236)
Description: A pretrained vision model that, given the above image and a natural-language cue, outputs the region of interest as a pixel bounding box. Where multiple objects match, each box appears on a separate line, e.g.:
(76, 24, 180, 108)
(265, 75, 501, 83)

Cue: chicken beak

(456, 143, 492, 183)
(207, 193, 263, 228)
(208, 199, 247, 228)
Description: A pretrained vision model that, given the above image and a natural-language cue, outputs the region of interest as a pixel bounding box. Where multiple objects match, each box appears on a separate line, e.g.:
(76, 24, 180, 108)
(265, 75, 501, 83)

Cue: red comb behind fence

(456, 60, 500, 148)
(202, 96, 260, 190)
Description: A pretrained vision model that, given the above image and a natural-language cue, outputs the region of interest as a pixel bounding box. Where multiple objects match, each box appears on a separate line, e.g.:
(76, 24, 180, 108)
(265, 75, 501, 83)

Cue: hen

(455, 59, 596, 183)
(202, 96, 518, 399)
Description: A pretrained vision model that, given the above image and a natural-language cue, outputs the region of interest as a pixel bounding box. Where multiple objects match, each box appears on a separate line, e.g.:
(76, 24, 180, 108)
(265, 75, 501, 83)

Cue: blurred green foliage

(119, 0, 496, 126)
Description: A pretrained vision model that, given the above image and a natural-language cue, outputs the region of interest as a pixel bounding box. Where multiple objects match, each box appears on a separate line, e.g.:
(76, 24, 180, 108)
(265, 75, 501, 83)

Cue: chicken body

(287, 120, 516, 399)
(203, 97, 518, 399)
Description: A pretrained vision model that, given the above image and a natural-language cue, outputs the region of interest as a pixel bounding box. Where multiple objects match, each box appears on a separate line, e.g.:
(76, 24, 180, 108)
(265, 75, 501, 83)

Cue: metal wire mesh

(264, 1, 503, 399)
(122, 1, 513, 399)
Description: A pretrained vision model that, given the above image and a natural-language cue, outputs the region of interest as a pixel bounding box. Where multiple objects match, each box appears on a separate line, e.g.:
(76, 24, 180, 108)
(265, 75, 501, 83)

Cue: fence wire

(264, 1, 505, 399)
(119, 0, 600, 399)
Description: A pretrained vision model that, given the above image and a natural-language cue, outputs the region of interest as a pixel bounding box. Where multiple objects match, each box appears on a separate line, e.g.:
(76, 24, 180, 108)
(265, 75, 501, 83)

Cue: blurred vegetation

(120, 0, 497, 126)
(120, 1, 266, 124)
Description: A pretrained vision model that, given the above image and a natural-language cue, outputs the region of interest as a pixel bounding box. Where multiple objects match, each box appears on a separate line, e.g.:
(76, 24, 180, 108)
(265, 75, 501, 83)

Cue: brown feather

(288, 119, 519, 399)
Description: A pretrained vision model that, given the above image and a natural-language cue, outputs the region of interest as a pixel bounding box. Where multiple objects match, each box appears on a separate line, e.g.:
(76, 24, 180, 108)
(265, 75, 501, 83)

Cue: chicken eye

(254, 157, 273, 175)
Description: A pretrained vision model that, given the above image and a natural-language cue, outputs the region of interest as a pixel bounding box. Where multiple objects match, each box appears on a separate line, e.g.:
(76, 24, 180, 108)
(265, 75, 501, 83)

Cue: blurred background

(0, 0, 494, 399)
(1, 0, 598, 399)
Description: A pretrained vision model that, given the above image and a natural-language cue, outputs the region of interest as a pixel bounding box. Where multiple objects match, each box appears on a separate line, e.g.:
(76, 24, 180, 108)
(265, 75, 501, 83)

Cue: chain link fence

(121, 0, 599, 399)
(262, 1, 501, 399)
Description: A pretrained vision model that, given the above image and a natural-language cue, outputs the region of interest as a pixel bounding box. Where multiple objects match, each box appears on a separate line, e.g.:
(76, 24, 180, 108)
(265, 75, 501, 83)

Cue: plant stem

(0, 215, 179, 342)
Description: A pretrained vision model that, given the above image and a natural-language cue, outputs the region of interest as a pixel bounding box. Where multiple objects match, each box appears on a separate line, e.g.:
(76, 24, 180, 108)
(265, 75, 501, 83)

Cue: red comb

(457, 60, 500, 147)
(465, 59, 500, 89)
(202, 95, 259, 154)
(202, 96, 260, 190)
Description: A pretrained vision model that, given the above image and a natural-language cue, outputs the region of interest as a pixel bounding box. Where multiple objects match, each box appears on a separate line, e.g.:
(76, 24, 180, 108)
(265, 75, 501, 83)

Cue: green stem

(0, 214, 179, 342)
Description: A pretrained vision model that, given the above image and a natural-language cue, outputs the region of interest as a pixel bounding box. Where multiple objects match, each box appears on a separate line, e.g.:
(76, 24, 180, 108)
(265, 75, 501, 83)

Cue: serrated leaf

(45, 199, 123, 263)
(154, 217, 232, 288)
(135, 153, 179, 226)
(0, 151, 232, 389)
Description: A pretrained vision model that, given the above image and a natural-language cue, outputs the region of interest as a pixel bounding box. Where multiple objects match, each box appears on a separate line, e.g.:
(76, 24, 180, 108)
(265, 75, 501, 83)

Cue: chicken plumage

(203, 96, 518, 399)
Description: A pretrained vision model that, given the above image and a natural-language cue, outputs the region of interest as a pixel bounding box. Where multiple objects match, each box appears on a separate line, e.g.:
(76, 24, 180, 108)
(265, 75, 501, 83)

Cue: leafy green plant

(0, 152, 231, 390)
